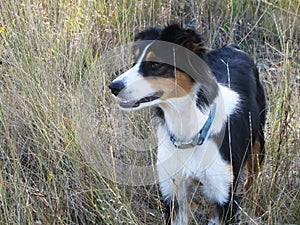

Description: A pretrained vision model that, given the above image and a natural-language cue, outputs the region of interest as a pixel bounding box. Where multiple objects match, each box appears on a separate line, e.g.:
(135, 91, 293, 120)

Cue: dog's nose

(109, 80, 125, 96)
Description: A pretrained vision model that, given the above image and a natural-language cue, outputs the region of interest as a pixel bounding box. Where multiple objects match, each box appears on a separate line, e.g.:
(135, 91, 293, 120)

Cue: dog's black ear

(134, 27, 161, 41)
(160, 24, 207, 55)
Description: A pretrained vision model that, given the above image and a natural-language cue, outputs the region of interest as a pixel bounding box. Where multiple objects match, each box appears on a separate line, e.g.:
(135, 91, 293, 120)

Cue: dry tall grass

(0, 0, 299, 224)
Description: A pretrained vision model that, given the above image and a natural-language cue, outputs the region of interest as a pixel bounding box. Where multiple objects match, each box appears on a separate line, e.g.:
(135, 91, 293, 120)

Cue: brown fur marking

(244, 140, 261, 190)
(146, 70, 195, 99)
(145, 51, 156, 61)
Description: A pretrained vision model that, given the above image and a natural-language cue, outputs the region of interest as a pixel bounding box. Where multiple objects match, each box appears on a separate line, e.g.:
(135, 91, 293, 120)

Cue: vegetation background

(0, 0, 299, 224)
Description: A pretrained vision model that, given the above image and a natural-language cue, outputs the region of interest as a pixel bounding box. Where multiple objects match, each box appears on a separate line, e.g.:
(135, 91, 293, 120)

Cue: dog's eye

(151, 62, 160, 71)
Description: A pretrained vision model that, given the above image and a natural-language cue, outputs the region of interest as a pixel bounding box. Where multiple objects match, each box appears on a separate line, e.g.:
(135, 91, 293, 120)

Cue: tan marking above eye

(133, 48, 140, 60)
(145, 70, 195, 99)
(145, 51, 158, 62)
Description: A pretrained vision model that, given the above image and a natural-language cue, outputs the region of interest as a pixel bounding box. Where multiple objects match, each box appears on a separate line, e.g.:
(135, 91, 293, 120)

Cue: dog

(109, 24, 266, 225)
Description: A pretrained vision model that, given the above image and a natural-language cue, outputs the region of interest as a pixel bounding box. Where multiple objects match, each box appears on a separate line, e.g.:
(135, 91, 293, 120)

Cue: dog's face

(109, 24, 207, 110)
(109, 42, 196, 110)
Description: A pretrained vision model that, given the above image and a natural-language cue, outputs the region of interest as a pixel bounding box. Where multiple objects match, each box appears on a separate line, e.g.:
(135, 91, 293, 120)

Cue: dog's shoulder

(206, 45, 258, 92)
(207, 44, 254, 64)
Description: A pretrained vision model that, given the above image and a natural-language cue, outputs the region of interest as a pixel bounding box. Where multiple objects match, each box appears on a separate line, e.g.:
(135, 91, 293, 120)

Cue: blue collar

(169, 104, 216, 149)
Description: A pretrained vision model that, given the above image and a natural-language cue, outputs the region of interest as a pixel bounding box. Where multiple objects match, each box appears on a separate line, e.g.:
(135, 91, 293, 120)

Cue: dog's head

(109, 24, 210, 110)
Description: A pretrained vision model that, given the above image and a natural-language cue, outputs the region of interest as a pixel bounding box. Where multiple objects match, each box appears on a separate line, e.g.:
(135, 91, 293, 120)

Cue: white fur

(156, 84, 240, 224)
(210, 84, 241, 135)
(157, 133, 234, 203)
(158, 91, 209, 141)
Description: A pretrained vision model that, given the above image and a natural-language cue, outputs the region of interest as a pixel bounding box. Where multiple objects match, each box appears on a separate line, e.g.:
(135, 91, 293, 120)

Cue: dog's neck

(159, 92, 218, 143)
(158, 83, 240, 148)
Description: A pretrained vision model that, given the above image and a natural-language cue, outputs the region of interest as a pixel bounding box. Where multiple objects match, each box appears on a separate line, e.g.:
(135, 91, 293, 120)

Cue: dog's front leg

(160, 177, 190, 225)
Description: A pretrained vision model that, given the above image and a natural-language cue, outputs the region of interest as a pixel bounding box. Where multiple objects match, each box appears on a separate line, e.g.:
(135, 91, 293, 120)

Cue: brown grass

(0, 0, 299, 224)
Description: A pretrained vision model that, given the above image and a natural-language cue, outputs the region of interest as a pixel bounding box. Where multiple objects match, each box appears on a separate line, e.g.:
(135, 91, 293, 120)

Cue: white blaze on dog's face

(109, 42, 196, 110)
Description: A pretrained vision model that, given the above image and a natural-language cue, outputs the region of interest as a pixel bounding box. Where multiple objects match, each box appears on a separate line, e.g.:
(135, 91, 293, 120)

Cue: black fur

(207, 45, 265, 177)
(134, 27, 161, 41)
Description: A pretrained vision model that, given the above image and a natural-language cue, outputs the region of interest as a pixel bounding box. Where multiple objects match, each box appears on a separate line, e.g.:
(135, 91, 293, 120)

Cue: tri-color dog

(109, 24, 266, 225)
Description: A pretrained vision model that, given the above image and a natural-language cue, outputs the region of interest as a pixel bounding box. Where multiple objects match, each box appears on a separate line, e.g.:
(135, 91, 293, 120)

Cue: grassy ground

(0, 0, 299, 224)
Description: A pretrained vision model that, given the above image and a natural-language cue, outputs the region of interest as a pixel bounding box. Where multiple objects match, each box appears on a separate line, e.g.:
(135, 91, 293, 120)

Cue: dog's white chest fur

(154, 84, 240, 224)
(156, 125, 233, 205)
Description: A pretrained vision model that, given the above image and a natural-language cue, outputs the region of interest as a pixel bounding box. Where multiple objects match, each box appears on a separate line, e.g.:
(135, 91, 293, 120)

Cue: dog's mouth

(118, 91, 163, 108)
